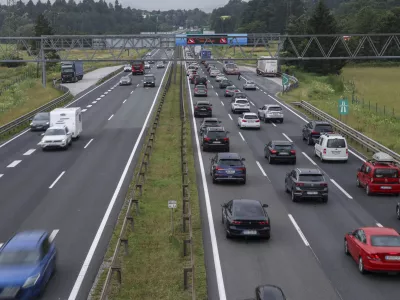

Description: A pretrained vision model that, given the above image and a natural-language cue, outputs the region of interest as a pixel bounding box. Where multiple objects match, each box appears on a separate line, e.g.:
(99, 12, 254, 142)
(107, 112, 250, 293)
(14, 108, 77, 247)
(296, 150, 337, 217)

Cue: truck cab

(61, 61, 84, 83)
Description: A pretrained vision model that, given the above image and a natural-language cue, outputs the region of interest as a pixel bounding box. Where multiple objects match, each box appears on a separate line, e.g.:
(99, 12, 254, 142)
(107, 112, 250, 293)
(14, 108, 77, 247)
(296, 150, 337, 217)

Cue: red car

(345, 227, 400, 273)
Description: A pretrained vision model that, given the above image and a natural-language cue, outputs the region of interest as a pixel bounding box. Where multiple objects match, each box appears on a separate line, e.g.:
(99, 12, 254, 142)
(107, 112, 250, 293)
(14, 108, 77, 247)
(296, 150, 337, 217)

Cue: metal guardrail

(298, 100, 400, 163)
(99, 61, 174, 300)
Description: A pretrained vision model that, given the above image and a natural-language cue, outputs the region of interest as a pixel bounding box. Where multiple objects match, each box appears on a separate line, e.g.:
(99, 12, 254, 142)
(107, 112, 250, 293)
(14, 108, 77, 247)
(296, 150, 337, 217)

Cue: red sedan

(345, 227, 400, 274)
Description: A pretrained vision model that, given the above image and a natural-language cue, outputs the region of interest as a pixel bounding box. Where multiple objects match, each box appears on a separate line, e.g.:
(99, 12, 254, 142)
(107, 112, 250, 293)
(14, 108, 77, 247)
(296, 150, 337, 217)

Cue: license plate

(307, 192, 318, 195)
(279, 152, 289, 155)
(248, 120, 254, 123)
(332, 151, 340, 154)
(213, 141, 221, 144)
(381, 186, 392, 189)
(0, 287, 20, 297)
(385, 256, 400, 260)
(201, 109, 206, 111)
(243, 230, 257, 235)
(226, 170, 235, 174)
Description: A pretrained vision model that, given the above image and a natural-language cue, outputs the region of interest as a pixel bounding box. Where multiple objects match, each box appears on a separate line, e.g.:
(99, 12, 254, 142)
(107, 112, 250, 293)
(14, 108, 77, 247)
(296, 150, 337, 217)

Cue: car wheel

(314, 149, 318, 157)
(358, 257, 367, 274)
(202, 146, 207, 152)
(302, 133, 306, 140)
(307, 136, 313, 145)
(241, 177, 246, 185)
(264, 117, 268, 123)
(291, 189, 298, 202)
(268, 155, 273, 164)
(264, 151, 268, 158)
(366, 185, 372, 196)
(285, 181, 290, 193)
(322, 196, 328, 203)
(226, 231, 231, 239)
(222, 212, 224, 224)
(356, 178, 361, 187)
(397, 206, 400, 219)
(344, 239, 349, 255)
(264, 233, 271, 240)
(212, 176, 217, 184)
(280, 119, 284, 123)
(292, 159, 296, 165)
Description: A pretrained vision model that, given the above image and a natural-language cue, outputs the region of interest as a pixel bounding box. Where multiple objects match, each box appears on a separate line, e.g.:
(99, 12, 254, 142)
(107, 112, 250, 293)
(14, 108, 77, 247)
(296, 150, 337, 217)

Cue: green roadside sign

(186, 30, 202, 34)
(338, 98, 349, 115)
(282, 74, 289, 86)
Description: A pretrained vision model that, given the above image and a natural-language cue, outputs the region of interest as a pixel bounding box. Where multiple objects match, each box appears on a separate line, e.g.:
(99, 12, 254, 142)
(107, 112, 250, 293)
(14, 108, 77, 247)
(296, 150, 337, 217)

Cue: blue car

(0, 230, 57, 299)
(210, 152, 246, 184)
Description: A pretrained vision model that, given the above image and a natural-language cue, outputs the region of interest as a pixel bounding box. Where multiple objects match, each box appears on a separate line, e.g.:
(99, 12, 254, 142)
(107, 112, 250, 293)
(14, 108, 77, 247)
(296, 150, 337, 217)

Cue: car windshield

(374, 168, 399, 178)
(33, 113, 48, 121)
(132, 64, 142, 67)
(145, 76, 154, 81)
(244, 115, 258, 119)
(121, 77, 129, 81)
(315, 124, 333, 132)
(234, 202, 264, 218)
(0, 250, 40, 265)
(45, 129, 65, 136)
(207, 131, 227, 139)
(327, 138, 346, 148)
(299, 174, 324, 182)
(236, 100, 248, 104)
(268, 106, 282, 112)
(226, 63, 236, 68)
(218, 159, 242, 166)
(370, 235, 400, 247)
(274, 144, 292, 150)
(247, 81, 255, 84)
(62, 68, 73, 73)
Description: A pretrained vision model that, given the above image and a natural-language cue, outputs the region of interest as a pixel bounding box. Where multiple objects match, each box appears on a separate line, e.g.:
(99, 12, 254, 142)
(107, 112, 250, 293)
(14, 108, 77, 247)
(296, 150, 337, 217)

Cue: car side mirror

(262, 204, 269, 208)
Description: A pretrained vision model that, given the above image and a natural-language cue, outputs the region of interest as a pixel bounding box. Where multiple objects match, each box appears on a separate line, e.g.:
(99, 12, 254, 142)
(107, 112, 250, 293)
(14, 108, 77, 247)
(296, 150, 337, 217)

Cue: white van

(314, 133, 348, 162)
(50, 107, 82, 139)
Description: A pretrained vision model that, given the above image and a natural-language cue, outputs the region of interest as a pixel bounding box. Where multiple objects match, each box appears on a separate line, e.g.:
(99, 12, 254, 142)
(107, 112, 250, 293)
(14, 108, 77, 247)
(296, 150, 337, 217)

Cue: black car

(143, 74, 156, 87)
(194, 76, 207, 87)
(244, 285, 287, 300)
(194, 85, 208, 97)
(222, 199, 270, 239)
(199, 118, 222, 135)
(285, 168, 329, 203)
(220, 79, 233, 89)
(264, 140, 296, 164)
(201, 126, 229, 152)
(302, 121, 334, 145)
(210, 153, 246, 184)
(396, 203, 400, 220)
(30, 112, 50, 131)
(194, 101, 212, 117)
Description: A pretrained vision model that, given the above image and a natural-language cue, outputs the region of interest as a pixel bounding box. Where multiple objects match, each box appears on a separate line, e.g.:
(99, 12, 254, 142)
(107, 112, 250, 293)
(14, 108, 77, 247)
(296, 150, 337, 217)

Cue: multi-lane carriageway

(0, 50, 171, 299)
(187, 59, 400, 300)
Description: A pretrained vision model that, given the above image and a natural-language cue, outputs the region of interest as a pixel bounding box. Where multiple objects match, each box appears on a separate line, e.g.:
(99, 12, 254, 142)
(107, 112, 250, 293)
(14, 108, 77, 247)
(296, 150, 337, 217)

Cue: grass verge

(279, 67, 400, 154)
(90, 64, 207, 300)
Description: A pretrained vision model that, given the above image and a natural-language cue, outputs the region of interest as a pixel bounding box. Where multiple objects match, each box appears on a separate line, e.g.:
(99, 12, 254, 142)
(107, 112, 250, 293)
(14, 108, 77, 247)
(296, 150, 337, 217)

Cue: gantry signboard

(175, 34, 248, 46)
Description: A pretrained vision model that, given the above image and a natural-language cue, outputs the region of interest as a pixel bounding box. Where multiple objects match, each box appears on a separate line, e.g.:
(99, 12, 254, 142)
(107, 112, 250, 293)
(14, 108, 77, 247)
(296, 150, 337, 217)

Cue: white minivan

(314, 133, 348, 162)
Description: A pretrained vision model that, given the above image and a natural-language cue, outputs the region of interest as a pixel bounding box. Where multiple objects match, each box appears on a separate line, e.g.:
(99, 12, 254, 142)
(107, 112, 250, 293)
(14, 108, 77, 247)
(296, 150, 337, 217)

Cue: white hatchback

(238, 113, 261, 129)
(314, 133, 348, 162)
(210, 69, 220, 77)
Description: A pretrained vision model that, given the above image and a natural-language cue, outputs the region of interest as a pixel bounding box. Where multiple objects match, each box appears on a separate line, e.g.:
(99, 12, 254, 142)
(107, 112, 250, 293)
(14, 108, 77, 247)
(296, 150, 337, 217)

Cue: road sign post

(338, 98, 349, 121)
(168, 200, 177, 234)
(282, 74, 289, 92)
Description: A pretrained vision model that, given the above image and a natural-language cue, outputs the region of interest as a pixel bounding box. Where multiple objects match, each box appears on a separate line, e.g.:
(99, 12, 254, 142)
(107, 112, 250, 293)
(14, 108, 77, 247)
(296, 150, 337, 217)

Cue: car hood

(0, 265, 37, 286)
(41, 135, 67, 142)
(31, 120, 49, 125)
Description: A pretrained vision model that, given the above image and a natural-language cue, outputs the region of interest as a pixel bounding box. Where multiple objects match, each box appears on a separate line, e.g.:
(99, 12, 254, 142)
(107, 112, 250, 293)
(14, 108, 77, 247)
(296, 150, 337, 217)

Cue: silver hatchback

(243, 80, 256, 90)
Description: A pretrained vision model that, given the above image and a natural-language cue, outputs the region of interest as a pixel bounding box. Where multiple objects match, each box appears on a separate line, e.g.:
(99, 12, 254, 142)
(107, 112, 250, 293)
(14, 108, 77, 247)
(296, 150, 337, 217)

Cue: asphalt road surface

(187, 60, 400, 300)
(0, 51, 170, 300)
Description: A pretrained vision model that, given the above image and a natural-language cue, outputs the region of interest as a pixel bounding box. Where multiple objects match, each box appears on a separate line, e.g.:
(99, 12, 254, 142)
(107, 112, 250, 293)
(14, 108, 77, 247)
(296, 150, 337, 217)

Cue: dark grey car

(143, 74, 156, 87)
(30, 112, 50, 131)
(285, 168, 328, 202)
(194, 85, 207, 97)
(119, 76, 132, 85)
(264, 140, 296, 164)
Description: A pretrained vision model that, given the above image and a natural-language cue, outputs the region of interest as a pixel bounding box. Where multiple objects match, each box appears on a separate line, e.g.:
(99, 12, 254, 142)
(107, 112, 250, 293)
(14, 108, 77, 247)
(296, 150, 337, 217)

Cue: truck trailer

(256, 56, 279, 77)
(61, 61, 84, 83)
(50, 107, 82, 139)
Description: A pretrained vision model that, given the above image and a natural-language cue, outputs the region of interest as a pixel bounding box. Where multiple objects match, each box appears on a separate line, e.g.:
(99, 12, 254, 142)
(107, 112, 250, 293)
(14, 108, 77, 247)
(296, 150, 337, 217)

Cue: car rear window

(299, 174, 324, 182)
(268, 106, 282, 111)
(218, 159, 242, 166)
(370, 235, 400, 246)
(234, 202, 264, 218)
(315, 124, 333, 132)
(244, 115, 258, 119)
(204, 121, 218, 126)
(374, 168, 399, 178)
(327, 138, 346, 148)
(236, 100, 248, 104)
(197, 102, 209, 106)
(207, 131, 227, 138)
(274, 144, 292, 151)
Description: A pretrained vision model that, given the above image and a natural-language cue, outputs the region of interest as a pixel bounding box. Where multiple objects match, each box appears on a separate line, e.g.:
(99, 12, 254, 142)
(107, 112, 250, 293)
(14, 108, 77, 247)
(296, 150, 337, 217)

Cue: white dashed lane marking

(7, 160, 21, 168)
(23, 149, 36, 156)
(82, 109, 87, 112)
(87, 105, 92, 108)
(92, 101, 97, 104)
(100, 95, 105, 98)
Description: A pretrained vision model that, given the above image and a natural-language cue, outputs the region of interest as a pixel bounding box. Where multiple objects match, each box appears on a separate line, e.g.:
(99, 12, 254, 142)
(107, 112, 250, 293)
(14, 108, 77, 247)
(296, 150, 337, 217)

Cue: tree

(33, 13, 59, 67)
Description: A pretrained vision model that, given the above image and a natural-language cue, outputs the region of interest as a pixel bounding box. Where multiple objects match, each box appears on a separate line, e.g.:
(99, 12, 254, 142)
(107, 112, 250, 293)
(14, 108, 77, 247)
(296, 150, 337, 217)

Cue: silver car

(243, 80, 256, 90)
(119, 76, 132, 85)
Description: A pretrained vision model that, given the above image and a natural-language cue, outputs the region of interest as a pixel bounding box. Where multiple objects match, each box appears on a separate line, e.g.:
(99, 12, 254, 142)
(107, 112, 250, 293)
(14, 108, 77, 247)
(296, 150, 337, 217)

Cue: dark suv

(210, 152, 246, 184)
(201, 127, 230, 152)
(194, 76, 207, 87)
(199, 118, 222, 135)
(264, 140, 296, 164)
(143, 74, 156, 87)
(194, 101, 212, 117)
(284, 168, 328, 203)
(302, 121, 333, 145)
(220, 79, 233, 89)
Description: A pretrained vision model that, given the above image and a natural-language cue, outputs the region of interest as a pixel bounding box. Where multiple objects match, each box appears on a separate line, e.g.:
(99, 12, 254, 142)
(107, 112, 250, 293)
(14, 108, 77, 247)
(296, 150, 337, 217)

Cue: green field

(91, 65, 207, 300)
(280, 66, 400, 154)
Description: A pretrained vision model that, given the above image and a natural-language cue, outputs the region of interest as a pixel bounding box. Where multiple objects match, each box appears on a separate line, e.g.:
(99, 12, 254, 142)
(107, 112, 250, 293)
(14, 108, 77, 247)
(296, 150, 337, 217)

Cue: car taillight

(367, 254, 381, 261)
(223, 137, 229, 141)
(207, 107, 212, 110)
(204, 137, 210, 142)
(237, 167, 245, 171)
(195, 88, 198, 92)
(296, 182, 304, 187)
(259, 221, 269, 225)
(290, 150, 296, 154)
(232, 221, 241, 225)
(270, 149, 277, 154)
(311, 131, 318, 135)
(194, 106, 199, 110)
(323, 148, 326, 154)
(255, 120, 260, 122)
(215, 166, 222, 170)
(346, 149, 348, 155)
(320, 183, 328, 187)
(242, 119, 247, 122)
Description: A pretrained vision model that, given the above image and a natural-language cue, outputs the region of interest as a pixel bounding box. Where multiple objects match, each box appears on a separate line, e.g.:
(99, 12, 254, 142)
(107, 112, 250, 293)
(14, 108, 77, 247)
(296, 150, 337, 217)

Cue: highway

(187, 60, 400, 300)
(0, 50, 170, 299)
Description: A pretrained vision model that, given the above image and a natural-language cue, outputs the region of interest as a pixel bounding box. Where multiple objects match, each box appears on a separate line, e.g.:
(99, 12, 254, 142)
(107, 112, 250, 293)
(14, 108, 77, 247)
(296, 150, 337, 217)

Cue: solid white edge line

(108, 89, 111, 92)
(228, 114, 233, 120)
(220, 101, 224, 106)
(0, 69, 124, 149)
(130, 91, 134, 94)
(329, 179, 353, 199)
(271, 122, 276, 127)
(302, 152, 317, 166)
(23, 149, 36, 156)
(0, 174, 3, 178)
(238, 132, 245, 142)
(282, 133, 293, 142)
(48, 229, 59, 243)
(84, 139, 93, 149)
(49, 171, 65, 189)
(104, 92, 108, 94)
(186, 67, 227, 300)
(68, 62, 172, 300)
(376, 223, 383, 227)
(7, 160, 22, 168)
(288, 214, 310, 246)
(330, 179, 353, 199)
(123, 99, 127, 103)
(250, 101, 255, 106)
(108, 114, 114, 121)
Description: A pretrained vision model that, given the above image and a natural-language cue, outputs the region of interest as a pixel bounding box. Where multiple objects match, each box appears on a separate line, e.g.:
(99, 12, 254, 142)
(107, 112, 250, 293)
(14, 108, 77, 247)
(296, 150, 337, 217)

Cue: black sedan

(222, 199, 270, 239)
(30, 112, 50, 131)
(264, 140, 296, 164)
(244, 285, 287, 300)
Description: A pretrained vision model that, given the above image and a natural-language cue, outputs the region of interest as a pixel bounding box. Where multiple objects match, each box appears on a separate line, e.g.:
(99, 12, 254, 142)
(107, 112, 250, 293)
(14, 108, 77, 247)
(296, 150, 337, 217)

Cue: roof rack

(320, 132, 342, 137)
(369, 152, 396, 165)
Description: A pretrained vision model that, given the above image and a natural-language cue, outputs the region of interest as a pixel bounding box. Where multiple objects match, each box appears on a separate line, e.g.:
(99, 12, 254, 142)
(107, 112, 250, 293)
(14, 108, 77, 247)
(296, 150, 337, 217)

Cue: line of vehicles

(184, 45, 400, 278)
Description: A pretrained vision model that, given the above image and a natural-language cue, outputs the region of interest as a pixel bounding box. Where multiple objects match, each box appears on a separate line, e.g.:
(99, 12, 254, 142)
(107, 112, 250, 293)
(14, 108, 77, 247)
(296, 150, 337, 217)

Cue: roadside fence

(99, 61, 174, 300)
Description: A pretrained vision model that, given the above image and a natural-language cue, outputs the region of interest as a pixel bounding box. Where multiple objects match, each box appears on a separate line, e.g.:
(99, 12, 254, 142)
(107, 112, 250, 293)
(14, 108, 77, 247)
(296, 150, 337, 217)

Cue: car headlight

(22, 274, 40, 288)
(46, 122, 49, 125)
(62, 139, 67, 143)
(30, 122, 33, 126)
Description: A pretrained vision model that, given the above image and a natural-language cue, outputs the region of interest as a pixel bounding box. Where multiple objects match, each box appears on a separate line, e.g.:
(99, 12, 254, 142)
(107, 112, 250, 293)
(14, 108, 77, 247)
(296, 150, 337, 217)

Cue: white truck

(50, 107, 82, 139)
(256, 56, 278, 77)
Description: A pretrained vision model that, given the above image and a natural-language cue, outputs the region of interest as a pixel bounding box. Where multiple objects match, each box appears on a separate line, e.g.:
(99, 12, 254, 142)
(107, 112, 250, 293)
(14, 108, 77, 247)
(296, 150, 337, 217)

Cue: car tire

(356, 178, 361, 187)
(268, 156, 273, 164)
(241, 178, 246, 185)
(292, 159, 296, 165)
(358, 257, 367, 274)
(264, 151, 268, 158)
(366, 185, 372, 196)
(226, 231, 231, 239)
(397, 206, 400, 219)
(202, 146, 207, 152)
(344, 239, 350, 255)
(280, 119, 284, 123)
(320, 155, 324, 162)
(291, 189, 298, 202)
(212, 176, 217, 184)
(307, 136, 313, 145)
(285, 182, 290, 193)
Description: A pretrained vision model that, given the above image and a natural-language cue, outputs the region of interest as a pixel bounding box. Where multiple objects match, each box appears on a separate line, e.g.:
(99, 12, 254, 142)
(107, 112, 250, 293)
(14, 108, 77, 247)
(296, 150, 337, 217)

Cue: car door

(315, 136, 323, 155)
(38, 238, 53, 286)
(210, 154, 218, 174)
(351, 230, 366, 261)
(223, 201, 233, 228)
(264, 142, 272, 158)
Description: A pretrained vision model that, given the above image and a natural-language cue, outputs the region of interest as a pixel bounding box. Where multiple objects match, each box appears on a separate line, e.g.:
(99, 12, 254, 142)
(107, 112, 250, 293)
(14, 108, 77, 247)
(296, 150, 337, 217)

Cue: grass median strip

(97, 66, 206, 300)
